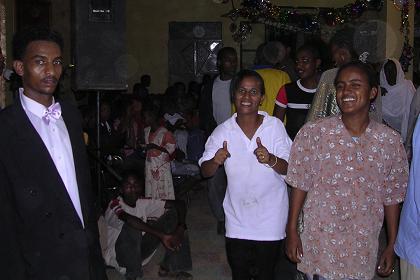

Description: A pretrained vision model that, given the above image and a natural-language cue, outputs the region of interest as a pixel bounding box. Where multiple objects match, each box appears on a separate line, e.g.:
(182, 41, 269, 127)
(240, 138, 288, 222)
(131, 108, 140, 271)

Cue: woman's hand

(213, 141, 230, 165)
(285, 229, 303, 263)
(254, 137, 270, 164)
(376, 245, 396, 277)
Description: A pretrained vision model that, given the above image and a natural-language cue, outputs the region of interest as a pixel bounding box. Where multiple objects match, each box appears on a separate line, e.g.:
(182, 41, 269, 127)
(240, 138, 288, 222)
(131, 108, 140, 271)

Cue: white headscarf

(380, 58, 415, 142)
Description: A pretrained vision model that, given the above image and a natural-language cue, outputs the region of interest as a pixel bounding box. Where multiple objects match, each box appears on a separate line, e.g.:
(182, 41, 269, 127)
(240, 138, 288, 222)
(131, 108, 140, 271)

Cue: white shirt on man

(199, 111, 292, 241)
(102, 197, 166, 273)
(19, 89, 84, 227)
(212, 76, 232, 125)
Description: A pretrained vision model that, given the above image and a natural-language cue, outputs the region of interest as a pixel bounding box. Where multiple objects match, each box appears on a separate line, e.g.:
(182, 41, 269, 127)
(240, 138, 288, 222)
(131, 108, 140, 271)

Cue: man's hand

(213, 141, 230, 165)
(377, 245, 395, 277)
(285, 230, 303, 263)
(161, 234, 182, 251)
(254, 137, 270, 164)
(109, 199, 125, 217)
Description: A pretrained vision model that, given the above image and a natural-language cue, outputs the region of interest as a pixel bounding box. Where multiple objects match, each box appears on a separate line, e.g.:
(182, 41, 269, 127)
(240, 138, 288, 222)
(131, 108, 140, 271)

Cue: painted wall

(124, 0, 382, 93)
(126, 0, 238, 94)
(2, 0, 414, 99)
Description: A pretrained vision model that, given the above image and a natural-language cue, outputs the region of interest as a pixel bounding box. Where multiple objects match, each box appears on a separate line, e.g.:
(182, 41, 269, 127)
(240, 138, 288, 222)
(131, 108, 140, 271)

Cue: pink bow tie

(42, 102, 62, 124)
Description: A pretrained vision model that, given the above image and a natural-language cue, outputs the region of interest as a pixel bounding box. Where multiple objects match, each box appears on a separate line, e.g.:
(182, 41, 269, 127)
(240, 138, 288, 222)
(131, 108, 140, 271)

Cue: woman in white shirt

(199, 69, 293, 280)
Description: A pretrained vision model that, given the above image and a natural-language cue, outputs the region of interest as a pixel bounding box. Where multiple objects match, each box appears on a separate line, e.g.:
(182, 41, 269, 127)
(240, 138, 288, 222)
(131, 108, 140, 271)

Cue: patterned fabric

(305, 68, 340, 123)
(145, 126, 176, 200)
(286, 115, 408, 280)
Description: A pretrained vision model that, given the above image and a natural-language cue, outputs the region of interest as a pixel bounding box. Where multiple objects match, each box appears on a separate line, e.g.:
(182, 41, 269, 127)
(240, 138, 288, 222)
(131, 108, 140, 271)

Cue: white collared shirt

(19, 88, 85, 227)
(199, 111, 292, 240)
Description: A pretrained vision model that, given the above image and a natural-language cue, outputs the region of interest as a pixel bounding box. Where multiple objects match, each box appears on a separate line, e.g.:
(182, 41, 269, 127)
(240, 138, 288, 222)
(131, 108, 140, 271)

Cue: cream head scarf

(380, 58, 415, 142)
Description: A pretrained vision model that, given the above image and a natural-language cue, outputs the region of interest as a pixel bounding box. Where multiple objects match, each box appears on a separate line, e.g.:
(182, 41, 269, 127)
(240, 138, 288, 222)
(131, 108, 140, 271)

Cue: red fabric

(276, 86, 288, 106)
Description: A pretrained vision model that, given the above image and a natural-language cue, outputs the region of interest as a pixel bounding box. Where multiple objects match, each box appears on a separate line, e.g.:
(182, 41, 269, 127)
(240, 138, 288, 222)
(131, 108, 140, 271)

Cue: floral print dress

(286, 115, 408, 279)
(144, 126, 176, 200)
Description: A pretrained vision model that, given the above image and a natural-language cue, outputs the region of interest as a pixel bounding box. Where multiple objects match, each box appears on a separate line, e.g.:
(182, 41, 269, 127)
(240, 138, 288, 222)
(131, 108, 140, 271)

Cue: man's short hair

(330, 27, 358, 60)
(12, 26, 64, 60)
(262, 41, 285, 66)
(217, 47, 237, 61)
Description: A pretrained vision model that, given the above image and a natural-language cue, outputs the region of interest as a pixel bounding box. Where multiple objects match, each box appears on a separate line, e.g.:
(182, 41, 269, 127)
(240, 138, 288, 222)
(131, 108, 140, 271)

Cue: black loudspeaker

(72, 0, 127, 91)
(168, 22, 222, 85)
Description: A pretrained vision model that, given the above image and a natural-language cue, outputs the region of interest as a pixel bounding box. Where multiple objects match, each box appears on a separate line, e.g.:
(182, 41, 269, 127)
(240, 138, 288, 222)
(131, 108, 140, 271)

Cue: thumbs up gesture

(254, 137, 270, 164)
(213, 141, 231, 165)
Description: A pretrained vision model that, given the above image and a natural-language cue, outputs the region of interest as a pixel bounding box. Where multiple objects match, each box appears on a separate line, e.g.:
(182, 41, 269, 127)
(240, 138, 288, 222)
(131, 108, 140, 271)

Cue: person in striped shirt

(274, 44, 322, 140)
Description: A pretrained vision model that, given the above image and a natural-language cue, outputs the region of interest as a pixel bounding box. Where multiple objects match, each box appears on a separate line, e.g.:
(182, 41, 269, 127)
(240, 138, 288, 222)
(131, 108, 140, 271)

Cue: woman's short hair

(334, 60, 379, 89)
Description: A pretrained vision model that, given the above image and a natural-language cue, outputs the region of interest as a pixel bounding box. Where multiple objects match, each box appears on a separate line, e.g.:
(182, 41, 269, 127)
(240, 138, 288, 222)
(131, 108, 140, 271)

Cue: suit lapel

(13, 99, 85, 228)
(60, 102, 90, 226)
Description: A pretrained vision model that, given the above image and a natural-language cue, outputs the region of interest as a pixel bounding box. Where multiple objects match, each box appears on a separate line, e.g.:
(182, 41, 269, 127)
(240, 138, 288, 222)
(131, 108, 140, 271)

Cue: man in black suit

(0, 27, 107, 279)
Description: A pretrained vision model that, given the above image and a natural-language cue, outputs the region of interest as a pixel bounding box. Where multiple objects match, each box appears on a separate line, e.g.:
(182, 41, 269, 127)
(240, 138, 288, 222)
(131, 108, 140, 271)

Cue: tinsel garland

(222, 0, 384, 42)
(398, 0, 414, 72)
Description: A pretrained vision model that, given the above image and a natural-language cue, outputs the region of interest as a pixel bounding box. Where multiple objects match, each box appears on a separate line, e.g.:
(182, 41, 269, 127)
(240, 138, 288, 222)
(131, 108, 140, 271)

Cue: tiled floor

(107, 182, 401, 280)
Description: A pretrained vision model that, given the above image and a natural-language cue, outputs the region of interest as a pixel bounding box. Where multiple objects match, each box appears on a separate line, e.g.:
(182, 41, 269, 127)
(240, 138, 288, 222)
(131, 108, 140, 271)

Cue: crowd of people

(197, 27, 419, 280)
(0, 24, 419, 280)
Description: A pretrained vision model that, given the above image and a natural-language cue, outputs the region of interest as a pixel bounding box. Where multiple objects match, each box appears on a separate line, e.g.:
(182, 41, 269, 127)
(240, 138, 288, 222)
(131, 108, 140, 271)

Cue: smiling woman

(231, 70, 265, 119)
(285, 60, 409, 280)
(199, 69, 295, 279)
(334, 61, 378, 123)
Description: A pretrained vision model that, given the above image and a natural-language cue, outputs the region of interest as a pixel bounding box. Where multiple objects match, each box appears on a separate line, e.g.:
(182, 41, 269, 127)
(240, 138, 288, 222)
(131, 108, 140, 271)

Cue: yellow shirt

(256, 68, 291, 115)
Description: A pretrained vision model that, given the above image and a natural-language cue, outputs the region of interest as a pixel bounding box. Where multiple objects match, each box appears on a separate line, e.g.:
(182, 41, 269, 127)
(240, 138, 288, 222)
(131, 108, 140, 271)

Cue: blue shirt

(395, 115, 420, 269)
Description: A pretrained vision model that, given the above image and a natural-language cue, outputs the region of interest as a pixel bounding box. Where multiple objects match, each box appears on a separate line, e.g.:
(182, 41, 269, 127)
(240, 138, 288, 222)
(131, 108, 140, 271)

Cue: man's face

(275, 42, 286, 64)
(121, 175, 144, 205)
(13, 40, 63, 100)
(100, 103, 111, 121)
(331, 44, 351, 67)
(219, 52, 238, 76)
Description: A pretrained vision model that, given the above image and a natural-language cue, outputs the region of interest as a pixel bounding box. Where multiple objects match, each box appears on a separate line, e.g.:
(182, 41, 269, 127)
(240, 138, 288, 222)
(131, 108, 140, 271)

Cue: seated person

(102, 172, 192, 280)
(164, 109, 200, 177)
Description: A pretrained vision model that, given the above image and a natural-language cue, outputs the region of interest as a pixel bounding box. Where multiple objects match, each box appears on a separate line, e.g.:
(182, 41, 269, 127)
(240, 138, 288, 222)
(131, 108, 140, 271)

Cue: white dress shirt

(20, 89, 85, 227)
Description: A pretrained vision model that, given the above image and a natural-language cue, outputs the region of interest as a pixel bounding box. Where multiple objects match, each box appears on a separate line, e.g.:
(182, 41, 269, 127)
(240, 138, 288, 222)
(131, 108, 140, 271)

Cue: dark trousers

(207, 166, 227, 222)
(274, 239, 297, 280)
(115, 209, 192, 278)
(226, 237, 283, 280)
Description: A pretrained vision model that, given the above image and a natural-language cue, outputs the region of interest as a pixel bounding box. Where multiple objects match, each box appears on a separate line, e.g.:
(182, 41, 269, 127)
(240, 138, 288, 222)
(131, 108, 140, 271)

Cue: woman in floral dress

(143, 106, 176, 200)
(286, 61, 408, 280)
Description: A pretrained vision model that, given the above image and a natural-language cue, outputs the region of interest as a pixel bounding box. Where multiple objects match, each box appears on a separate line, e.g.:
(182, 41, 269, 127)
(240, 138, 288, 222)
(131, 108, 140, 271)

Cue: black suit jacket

(0, 98, 107, 280)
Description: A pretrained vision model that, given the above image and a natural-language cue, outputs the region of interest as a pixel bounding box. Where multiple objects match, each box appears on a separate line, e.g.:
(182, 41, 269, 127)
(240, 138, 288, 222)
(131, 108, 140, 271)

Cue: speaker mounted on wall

(72, 0, 127, 91)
